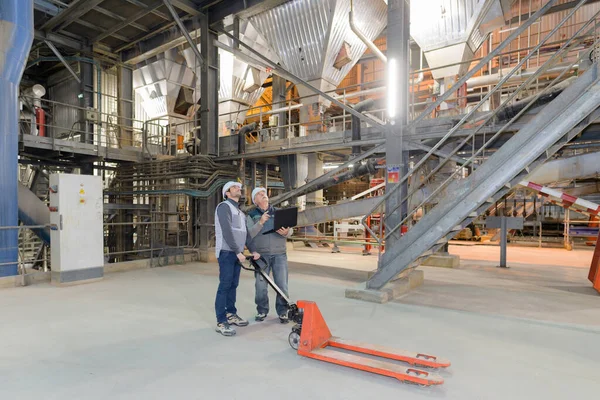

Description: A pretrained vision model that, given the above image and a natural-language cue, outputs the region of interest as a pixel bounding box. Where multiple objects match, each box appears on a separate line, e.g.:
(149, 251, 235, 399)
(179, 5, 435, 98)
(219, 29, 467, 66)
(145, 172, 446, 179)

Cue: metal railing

(359, 0, 600, 256)
(0, 224, 56, 286)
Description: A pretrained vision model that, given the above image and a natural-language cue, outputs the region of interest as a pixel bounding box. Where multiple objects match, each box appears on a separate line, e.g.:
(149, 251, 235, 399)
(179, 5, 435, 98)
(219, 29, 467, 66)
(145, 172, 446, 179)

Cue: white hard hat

(251, 187, 267, 205)
(222, 181, 242, 199)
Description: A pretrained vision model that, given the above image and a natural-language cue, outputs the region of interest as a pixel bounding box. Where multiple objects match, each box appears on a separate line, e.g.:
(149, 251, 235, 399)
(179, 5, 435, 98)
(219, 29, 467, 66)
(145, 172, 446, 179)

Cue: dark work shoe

(255, 313, 267, 322)
(227, 313, 249, 326)
(215, 322, 236, 336)
(279, 314, 289, 324)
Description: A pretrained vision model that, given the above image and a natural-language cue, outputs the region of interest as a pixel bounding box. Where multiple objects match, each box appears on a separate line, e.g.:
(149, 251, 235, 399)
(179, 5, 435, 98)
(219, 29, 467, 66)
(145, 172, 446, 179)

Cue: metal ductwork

(526, 151, 600, 184)
(133, 48, 197, 120)
(250, 0, 387, 106)
(411, 0, 511, 79)
(0, 0, 34, 277)
(182, 18, 278, 135)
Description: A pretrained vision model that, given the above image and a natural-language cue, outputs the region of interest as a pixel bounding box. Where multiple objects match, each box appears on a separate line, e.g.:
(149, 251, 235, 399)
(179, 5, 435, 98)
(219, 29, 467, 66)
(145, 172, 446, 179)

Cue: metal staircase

(17, 166, 50, 270)
(363, 0, 600, 289)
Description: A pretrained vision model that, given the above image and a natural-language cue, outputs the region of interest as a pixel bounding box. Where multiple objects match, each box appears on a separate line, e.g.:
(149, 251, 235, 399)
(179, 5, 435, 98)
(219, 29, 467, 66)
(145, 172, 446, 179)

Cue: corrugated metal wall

(48, 77, 80, 139)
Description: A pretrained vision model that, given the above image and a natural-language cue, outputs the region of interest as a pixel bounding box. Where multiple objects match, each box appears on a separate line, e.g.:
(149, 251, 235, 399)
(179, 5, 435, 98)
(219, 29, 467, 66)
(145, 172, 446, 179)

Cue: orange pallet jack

(244, 257, 451, 386)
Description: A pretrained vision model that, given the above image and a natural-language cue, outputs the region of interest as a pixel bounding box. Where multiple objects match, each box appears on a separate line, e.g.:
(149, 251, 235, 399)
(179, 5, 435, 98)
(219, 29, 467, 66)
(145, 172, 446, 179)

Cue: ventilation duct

(133, 48, 197, 119)
(411, 0, 511, 79)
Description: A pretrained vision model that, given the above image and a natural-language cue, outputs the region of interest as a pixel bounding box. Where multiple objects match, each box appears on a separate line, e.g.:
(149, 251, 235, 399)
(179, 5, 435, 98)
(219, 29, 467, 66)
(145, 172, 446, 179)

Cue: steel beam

(44, 40, 81, 83)
(40, 0, 104, 32)
(34, 0, 60, 15)
(297, 197, 382, 226)
(123, 0, 170, 19)
(93, 6, 150, 33)
(92, 0, 164, 43)
(162, 0, 205, 67)
(171, 0, 201, 15)
(34, 29, 84, 51)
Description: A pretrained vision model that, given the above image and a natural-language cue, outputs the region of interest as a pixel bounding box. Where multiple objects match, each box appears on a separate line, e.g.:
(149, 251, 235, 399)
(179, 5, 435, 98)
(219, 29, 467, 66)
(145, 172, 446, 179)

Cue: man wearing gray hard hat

(214, 181, 260, 336)
(246, 187, 293, 323)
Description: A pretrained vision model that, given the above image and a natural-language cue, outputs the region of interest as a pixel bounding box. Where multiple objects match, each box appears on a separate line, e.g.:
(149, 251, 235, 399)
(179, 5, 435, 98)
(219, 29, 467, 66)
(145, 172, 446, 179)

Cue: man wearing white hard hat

(246, 187, 293, 323)
(214, 181, 260, 336)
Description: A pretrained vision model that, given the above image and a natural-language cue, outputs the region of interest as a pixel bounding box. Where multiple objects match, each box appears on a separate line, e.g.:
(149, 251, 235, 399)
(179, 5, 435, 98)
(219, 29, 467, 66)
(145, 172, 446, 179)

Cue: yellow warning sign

(79, 188, 85, 195)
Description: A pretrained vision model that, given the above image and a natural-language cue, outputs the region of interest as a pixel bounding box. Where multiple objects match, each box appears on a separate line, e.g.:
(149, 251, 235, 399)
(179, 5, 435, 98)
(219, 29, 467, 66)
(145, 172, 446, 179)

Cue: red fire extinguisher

(35, 107, 45, 137)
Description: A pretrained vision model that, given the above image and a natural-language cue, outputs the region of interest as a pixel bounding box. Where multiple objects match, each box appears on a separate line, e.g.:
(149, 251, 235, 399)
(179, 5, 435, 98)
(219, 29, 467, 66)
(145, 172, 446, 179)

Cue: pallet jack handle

(242, 255, 293, 306)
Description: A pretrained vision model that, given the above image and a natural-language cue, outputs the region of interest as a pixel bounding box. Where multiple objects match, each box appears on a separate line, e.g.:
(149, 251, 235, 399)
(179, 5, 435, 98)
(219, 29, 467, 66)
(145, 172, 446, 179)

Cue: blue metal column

(0, 0, 34, 277)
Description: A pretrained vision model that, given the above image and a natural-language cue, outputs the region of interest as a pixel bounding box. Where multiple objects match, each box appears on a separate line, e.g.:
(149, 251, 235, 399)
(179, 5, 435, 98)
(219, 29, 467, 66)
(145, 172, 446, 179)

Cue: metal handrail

(380, 10, 600, 241)
(360, 0, 593, 244)
(385, 36, 599, 242)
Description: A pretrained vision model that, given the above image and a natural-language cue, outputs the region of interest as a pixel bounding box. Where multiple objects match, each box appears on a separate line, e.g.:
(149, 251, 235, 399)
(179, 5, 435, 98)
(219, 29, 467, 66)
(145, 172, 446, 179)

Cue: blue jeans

(215, 250, 242, 324)
(255, 253, 289, 316)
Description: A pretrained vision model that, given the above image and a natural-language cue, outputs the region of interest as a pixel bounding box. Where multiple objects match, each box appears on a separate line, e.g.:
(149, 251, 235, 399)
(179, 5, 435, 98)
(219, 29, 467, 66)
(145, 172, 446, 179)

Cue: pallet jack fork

(244, 257, 450, 386)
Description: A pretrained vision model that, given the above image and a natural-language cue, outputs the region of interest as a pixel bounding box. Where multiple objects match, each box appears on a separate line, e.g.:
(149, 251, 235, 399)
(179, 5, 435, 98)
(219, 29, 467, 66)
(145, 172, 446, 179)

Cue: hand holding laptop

(262, 207, 298, 235)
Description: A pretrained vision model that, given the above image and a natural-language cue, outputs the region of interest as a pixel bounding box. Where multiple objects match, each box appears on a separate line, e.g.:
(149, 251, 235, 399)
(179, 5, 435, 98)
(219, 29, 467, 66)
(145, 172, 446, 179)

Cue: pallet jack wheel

(288, 331, 300, 350)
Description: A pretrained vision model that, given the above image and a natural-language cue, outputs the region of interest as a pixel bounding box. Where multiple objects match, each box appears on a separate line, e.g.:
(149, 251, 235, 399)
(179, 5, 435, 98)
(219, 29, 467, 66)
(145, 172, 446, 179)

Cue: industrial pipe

(493, 76, 575, 122)
(0, 0, 34, 277)
(351, 98, 375, 155)
(237, 122, 256, 155)
(284, 160, 377, 201)
(466, 63, 577, 89)
(349, 2, 386, 63)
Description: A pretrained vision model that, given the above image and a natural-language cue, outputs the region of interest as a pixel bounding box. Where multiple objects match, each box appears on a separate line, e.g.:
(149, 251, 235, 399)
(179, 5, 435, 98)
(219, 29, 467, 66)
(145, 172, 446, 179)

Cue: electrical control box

(49, 174, 104, 285)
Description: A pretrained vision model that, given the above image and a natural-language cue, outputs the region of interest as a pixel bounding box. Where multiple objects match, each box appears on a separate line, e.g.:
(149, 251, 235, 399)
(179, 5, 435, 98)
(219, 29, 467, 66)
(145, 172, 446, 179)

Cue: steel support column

(194, 12, 219, 260)
(79, 44, 94, 175)
(200, 12, 218, 156)
(251, 162, 257, 190)
(116, 66, 134, 260)
(263, 163, 268, 189)
(272, 74, 287, 139)
(382, 0, 410, 270)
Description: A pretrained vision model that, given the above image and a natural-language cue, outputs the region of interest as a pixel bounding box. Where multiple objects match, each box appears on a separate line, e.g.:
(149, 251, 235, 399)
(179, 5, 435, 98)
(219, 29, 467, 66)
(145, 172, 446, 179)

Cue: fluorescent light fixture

(387, 58, 398, 120)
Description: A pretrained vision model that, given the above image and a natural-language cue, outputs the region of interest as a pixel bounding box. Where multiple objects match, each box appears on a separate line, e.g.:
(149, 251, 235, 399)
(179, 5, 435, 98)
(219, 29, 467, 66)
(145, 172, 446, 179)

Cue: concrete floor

(289, 244, 600, 325)
(1, 252, 600, 399)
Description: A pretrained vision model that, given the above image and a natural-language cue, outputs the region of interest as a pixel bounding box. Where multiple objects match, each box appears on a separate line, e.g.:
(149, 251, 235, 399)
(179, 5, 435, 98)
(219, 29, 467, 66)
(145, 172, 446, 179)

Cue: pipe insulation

(0, 0, 34, 277)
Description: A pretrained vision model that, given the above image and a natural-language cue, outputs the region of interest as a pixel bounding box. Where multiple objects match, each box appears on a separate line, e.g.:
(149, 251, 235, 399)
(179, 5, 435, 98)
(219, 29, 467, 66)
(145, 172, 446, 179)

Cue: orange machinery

(244, 257, 451, 386)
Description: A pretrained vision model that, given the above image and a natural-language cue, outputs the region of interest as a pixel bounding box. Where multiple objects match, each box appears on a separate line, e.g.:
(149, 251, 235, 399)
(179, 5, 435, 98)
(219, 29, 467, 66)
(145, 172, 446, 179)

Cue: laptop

(262, 207, 298, 235)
